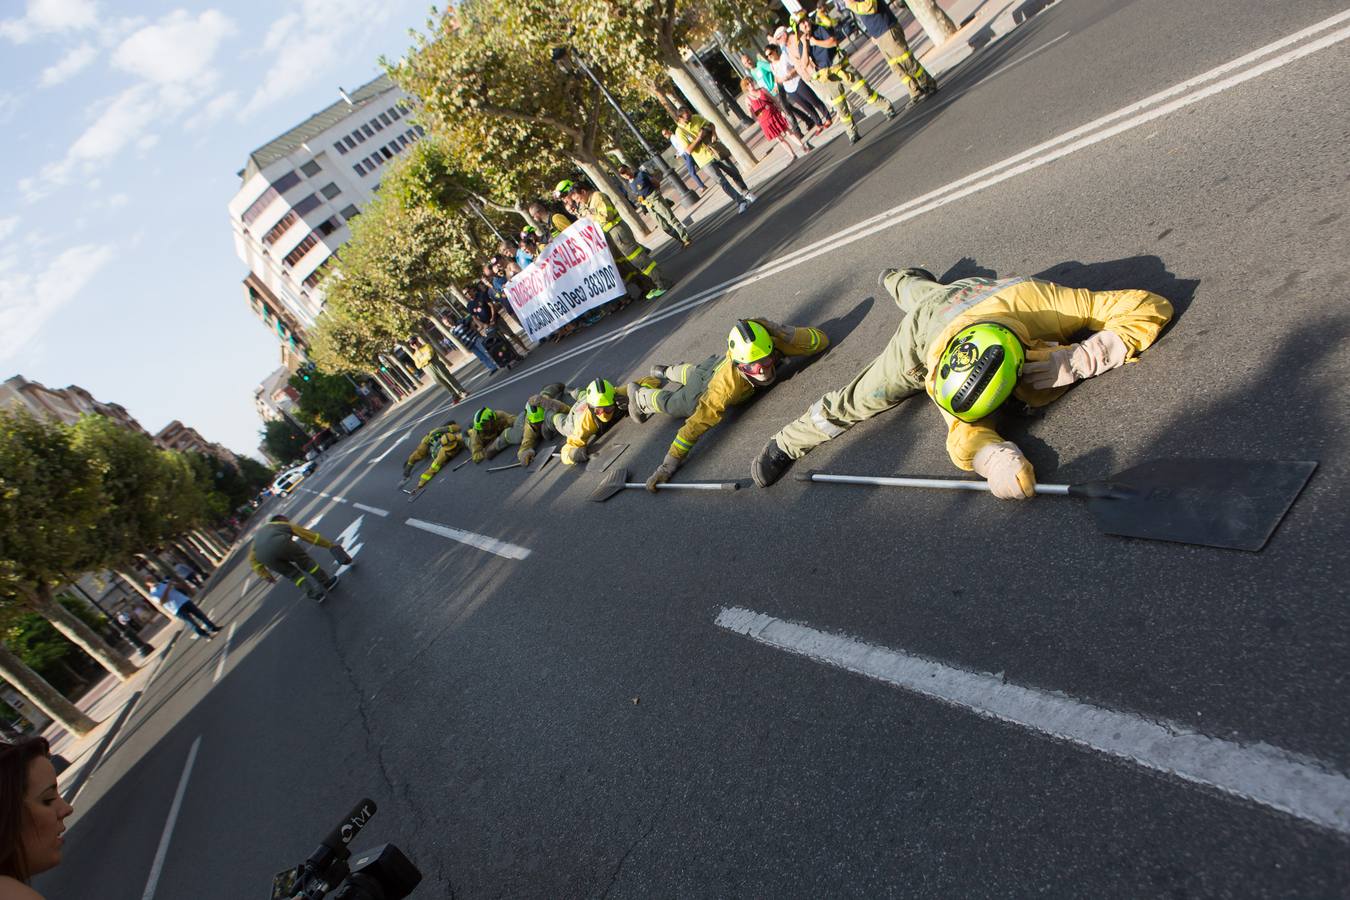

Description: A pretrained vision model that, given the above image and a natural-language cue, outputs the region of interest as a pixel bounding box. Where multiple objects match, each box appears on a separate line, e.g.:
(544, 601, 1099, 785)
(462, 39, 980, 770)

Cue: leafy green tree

(288, 370, 359, 430)
(393, 0, 651, 237)
(260, 419, 309, 465)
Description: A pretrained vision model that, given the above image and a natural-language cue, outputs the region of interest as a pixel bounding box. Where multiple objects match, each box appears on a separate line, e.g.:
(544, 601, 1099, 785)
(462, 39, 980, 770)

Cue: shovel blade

(589, 467, 631, 503)
(1083, 458, 1316, 552)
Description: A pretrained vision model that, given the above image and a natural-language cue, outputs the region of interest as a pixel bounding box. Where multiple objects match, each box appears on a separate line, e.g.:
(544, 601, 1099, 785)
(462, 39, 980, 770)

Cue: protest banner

(502, 218, 626, 342)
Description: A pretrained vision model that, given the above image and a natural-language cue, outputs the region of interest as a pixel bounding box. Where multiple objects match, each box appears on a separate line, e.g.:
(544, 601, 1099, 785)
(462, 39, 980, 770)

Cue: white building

(253, 365, 300, 423)
(228, 74, 424, 336)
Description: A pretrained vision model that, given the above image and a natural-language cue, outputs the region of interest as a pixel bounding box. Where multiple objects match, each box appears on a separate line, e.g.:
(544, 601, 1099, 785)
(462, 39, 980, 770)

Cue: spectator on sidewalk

(742, 50, 816, 142)
(663, 128, 707, 193)
(146, 578, 222, 640)
(172, 561, 203, 588)
(673, 108, 757, 214)
(617, 163, 691, 247)
(765, 40, 831, 135)
(528, 199, 574, 245)
(453, 309, 499, 375)
(467, 285, 521, 371)
(741, 77, 812, 158)
(479, 260, 531, 355)
(0, 735, 74, 895)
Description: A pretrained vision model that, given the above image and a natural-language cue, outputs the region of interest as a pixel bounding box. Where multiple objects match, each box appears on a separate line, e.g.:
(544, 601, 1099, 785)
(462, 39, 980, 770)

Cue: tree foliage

(260, 419, 309, 465)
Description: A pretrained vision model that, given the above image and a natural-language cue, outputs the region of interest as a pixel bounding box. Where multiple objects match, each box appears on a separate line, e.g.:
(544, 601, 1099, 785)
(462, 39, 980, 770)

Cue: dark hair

(269, 514, 290, 523)
(0, 737, 51, 882)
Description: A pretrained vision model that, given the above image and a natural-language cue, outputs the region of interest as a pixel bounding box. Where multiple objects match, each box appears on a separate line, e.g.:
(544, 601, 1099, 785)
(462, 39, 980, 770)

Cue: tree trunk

(150, 551, 183, 580)
(0, 643, 98, 737)
(906, 0, 958, 45)
(574, 157, 651, 240)
(27, 584, 138, 682)
(173, 540, 214, 574)
(116, 568, 158, 604)
(195, 529, 230, 558)
(664, 58, 757, 171)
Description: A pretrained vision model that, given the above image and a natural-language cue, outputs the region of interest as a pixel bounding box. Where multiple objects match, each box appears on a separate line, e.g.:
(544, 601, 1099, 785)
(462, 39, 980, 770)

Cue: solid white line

(405, 517, 531, 560)
(212, 623, 237, 684)
(334, 497, 348, 504)
(715, 607, 1350, 835)
(968, 31, 1070, 92)
(140, 735, 201, 900)
(353, 503, 390, 517)
(445, 10, 1350, 403)
(239, 581, 247, 598)
(367, 429, 412, 464)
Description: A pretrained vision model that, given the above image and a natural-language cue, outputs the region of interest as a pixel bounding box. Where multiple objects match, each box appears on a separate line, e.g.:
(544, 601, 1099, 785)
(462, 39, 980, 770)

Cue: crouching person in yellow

(467, 407, 517, 463)
(526, 378, 632, 466)
(751, 268, 1173, 496)
(627, 318, 830, 492)
(402, 421, 463, 487)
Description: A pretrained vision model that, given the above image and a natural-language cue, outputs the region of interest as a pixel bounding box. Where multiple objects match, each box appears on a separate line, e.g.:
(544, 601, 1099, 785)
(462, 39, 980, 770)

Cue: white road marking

(968, 31, 1070, 91)
(140, 735, 201, 900)
(367, 428, 414, 464)
(431, 10, 1350, 405)
(239, 581, 248, 598)
(716, 607, 1350, 835)
(353, 503, 390, 517)
(212, 623, 237, 684)
(405, 517, 532, 560)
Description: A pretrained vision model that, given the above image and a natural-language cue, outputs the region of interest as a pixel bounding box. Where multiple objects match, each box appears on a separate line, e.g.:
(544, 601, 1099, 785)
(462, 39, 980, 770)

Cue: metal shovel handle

(639, 481, 740, 491)
(796, 471, 1070, 496)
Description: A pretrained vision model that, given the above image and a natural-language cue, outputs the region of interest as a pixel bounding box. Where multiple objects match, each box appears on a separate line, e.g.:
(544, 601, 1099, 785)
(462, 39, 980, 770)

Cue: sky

(0, 0, 427, 459)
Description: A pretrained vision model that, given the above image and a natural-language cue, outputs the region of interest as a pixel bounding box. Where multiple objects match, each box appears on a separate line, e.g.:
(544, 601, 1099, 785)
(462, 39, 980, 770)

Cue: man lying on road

(402, 421, 464, 490)
(527, 378, 632, 467)
(627, 317, 830, 491)
(751, 268, 1173, 497)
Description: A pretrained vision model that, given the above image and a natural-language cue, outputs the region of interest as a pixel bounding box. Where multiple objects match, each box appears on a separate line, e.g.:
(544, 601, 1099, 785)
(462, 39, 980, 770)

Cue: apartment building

(0, 375, 151, 436)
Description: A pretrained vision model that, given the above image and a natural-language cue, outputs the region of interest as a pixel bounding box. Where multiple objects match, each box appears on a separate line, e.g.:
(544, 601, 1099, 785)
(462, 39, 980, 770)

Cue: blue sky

(0, 0, 425, 458)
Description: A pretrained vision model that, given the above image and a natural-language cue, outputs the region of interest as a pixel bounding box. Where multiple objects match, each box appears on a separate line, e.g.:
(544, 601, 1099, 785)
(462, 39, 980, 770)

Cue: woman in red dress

(741, 77, 811, 159)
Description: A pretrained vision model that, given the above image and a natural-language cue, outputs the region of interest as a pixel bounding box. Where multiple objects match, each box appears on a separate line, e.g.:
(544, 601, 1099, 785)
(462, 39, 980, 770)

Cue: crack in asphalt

(600, 787, 674, 898)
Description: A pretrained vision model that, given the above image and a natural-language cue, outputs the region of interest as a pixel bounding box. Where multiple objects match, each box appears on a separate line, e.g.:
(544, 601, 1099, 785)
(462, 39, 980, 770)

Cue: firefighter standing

(566, 181, 668, 300)
(799, 9, 895, 143)
(249, 515, 346, 601)
(842, 0, 938, 103)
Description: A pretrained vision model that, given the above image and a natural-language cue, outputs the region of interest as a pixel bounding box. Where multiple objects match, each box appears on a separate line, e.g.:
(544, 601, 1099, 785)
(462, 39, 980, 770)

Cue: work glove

(262, 574, 278, 585)
(973, 441, 1036, 500)
(518, 447, 536, 466)
(566, 445, 588, 464)
(472, 450, 485, 463)
(329, 544, 353, 566)
(645, 453, 682, 493)
(1023, 331, 1128, 390)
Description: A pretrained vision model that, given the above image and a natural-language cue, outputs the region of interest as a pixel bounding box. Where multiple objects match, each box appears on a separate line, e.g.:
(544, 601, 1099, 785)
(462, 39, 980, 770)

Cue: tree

(0, 409, 121, 733)
(903, 0, 957, 46)
(288, 370, 358, 430)
(565, 0, 772, 171)
(393, 0, 651, 237)
(260, 419, 309, 465)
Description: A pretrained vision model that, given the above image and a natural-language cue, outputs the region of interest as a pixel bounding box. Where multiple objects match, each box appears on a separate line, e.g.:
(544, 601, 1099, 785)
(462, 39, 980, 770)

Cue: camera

(271, 799, 421, 899)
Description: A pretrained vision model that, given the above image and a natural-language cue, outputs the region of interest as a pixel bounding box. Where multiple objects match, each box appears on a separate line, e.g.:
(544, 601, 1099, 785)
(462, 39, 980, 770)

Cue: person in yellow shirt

(566, 181, 668, 300)
(752, 268, 1173, 495)
(673, 108, 757, 212)
(627, 318, 830, 491)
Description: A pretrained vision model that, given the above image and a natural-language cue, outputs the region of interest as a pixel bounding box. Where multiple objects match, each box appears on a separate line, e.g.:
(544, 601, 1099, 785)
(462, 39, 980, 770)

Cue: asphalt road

(38, 1, 1350, 897)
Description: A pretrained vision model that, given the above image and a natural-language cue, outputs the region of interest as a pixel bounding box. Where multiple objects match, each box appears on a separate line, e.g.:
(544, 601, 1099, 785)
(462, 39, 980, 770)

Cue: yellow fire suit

(584, 190, 666, 294)
(468, 410, 516, 462)
(649, 319, 830, 461)
(771, 272, 1172, 472)
(249, 521, 336, 599)
(404, 424, 463, 486)
(528, 386, 632, 465)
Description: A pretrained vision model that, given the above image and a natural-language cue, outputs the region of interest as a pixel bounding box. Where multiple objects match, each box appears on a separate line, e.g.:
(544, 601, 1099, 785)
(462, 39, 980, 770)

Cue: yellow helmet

(728, 320, 774, 365)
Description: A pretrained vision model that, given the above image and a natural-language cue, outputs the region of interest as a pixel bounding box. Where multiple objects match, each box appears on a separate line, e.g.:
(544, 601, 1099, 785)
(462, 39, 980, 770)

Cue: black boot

(625, 383, 652, 423)
(751, 439, 795, 488)
(649, 364, 668, 381)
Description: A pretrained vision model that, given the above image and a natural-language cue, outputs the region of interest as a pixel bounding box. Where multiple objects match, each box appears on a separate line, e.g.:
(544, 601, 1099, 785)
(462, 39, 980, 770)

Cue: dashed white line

(213, 623, 237, 684)
(353, 503, 390, 517)
(141, 735, 201, 900)
(715, 607, 1350, 835)
(405, 517, 532, 560)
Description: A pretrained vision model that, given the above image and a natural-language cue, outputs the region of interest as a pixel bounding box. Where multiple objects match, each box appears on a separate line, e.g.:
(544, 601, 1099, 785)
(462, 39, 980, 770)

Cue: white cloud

(0, 217, 18, 240)
(135, 133, 159, 152)
(0, 241, 116, 360)
(240, 0, 394, 120)
(185, 89, 238, 131)
(111, 9, 236, 85)
(0, 0, 99, 43)
(39, 42, 97, 86)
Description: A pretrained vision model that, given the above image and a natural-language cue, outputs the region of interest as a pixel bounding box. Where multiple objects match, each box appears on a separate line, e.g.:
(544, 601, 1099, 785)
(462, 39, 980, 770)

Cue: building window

(300, 160, 322, 177)
(388, 106, 402, 120)
(261, 211, 297, 246)
(321, 182, 341, 200)
(283, 233, 319, 268)
(365, 155, 380, 169)
(371, 117, 384, 131)
(378, 112, 392, 126)
(353, 129, 366, 143)
(361, 124, 375, 138)
(292, 193, 321, 217)
(380, 146, 393, 160)
(397, 135, 409, 149)
(316, 216, 340, 237)
(339, 204, 359, 221)
(413, 124, 425, 136)
(343, 136, 358, 150)
(354, 162, 366, 176)
(334, 142, 348, 156)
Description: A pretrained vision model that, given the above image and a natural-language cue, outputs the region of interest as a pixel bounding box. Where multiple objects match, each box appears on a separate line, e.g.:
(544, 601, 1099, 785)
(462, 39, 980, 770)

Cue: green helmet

(727, 320, 773, 365)
(473, 407, 496, 431)
(554, 179, 574, 198)
(586, 378, 616, 410)
(932, 323, 1025, 422)
(525, 401, 545, 425)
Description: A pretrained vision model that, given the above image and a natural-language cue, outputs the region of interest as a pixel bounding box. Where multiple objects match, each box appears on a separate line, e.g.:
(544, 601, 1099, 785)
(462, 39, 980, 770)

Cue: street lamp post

(551, 46, 698, 206)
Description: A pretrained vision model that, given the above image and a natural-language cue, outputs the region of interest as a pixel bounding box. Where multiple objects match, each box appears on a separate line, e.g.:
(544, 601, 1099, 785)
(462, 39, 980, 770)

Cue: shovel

(590, 467, 740, 502)
(794, 458, 1316, 552)
(451, 457, 472, 472)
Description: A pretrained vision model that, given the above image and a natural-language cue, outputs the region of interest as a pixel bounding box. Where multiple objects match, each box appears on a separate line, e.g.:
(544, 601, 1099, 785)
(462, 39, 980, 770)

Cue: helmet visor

(737, 357, 778, 384)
